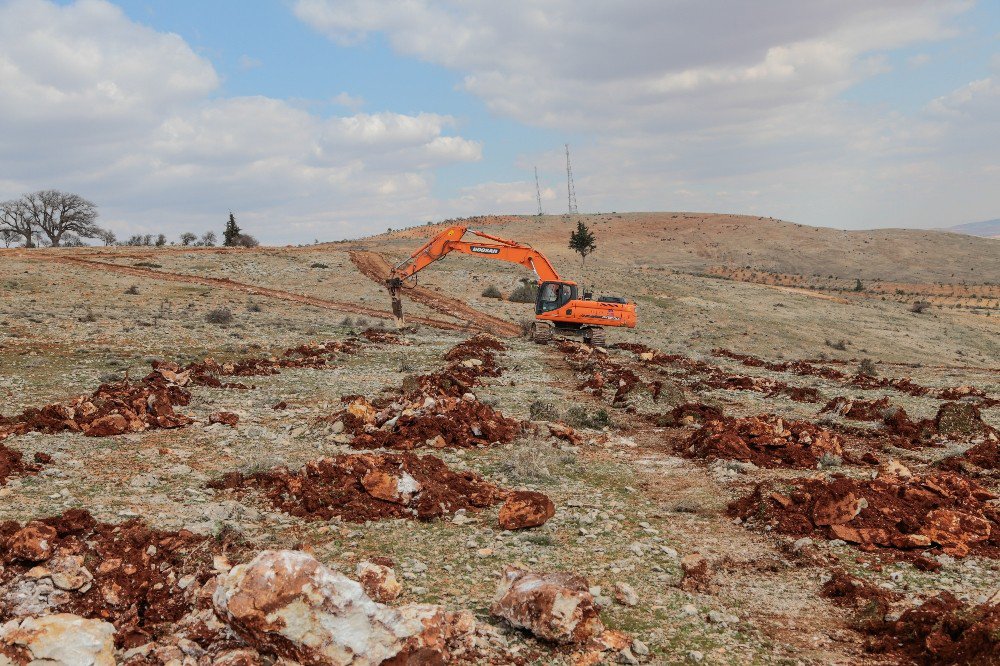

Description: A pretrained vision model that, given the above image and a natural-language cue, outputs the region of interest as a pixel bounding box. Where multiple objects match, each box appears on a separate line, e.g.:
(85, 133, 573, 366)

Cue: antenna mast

(565, 144, 578, 215)
(534, 166, 543, 216)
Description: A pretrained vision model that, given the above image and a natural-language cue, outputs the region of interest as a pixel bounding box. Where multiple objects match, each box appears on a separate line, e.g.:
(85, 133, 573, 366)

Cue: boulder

(920, 509, 991, 557)
(497, 491, 555, 530)
(811, 492, 864, 526)
(361, 469, 421, 505)
(8, 522, 57, 562)
(0, 613, 115, 665)
(84, 414, 128, 437)
(209, 412, 240, 427)
(213, 550, 472, 665)
(356, 561, 403, 603)
(490, 567, 604, 644)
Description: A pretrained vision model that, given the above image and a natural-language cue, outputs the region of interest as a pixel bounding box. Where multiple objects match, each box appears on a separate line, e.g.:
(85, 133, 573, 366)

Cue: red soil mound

(361, 328, 408, 345)
(864, 592, 1000, 664)
(654, 402, 724, 426)
(730, 471, 1000, 558)
(0, 444, 43, 486)
(681, 415, 843, 468)
(0, 509, 234, 649)
(210, 453, 506, 522)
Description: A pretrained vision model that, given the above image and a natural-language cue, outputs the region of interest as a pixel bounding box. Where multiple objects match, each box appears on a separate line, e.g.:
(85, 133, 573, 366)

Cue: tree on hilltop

(223, 212, 241, 247)
(569, 220, 597, 265)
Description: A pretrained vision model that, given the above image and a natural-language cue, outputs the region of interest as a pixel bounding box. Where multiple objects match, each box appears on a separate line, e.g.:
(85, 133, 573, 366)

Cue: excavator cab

(536, 281, 577, 314)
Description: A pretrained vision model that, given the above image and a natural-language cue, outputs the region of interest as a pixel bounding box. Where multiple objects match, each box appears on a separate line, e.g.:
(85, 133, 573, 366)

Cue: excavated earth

(680, 414, 845, 468)
(209, 452, 507, 522)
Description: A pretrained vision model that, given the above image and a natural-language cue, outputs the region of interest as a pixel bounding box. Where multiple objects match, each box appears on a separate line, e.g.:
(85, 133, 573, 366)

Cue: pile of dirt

(0, 509, 236, 649)
(209, 452, 506, 522)
(730, 471, 1000, 558)
(0, 374, 193, 441)
(863, 592, 1000, 664)
(820, 569, 899, 620)
(346, 395, 520, 450)
(653, 402, 724, 426)
(681, 414, 843, 468)
(360, 328, 408, 345)
(712, 349, 849, 381)
(821, 396, 895, 421)
(0, 444, 44, 486)
(695, 372, 822, 403)
(559, 341, 662, 405)
(183, 339, 359, 387)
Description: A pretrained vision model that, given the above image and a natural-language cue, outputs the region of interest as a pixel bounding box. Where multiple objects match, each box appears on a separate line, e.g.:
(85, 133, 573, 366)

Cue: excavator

(386, 225, 637, 346)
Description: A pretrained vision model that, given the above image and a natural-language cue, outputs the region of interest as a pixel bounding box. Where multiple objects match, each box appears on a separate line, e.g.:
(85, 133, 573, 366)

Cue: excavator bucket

(387, 278, 404, 327)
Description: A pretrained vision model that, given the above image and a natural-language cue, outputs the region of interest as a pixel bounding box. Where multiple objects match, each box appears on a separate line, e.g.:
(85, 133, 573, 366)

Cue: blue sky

(3, 0, 999, 242)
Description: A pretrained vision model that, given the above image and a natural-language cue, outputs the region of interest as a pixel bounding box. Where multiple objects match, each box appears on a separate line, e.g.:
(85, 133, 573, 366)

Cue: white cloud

(296, 0, 1000, 229)
(332, 91, 364, 110)
(0, 0, 482, 242)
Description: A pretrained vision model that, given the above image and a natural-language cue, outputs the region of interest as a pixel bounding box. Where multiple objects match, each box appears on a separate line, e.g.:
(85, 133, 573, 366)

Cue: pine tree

(569, 220, 597, 265)
(223, 212, 241, 247)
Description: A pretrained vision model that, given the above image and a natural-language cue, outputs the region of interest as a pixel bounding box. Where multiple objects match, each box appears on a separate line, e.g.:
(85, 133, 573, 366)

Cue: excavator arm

(387, 225, 563, 323)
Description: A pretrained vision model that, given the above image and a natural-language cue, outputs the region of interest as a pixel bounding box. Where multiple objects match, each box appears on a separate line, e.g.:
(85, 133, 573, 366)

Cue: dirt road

(349, 250, 522, 337)
(27, 254, 475, 333)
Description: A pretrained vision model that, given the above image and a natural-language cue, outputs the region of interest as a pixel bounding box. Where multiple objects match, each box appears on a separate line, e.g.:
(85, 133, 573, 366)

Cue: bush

(529, 400, 560, 421)
(911, 301, 930, 314)
(310, 262, 329, 269)
(857, 358, 877, 376)
(509, 279, 538, 303)
(124, 285, 140, 295)
(481, 284, 503, 299)
(564, 405, 612, 429)
(247, 302, 262, 313)
(134, 262, 161, 269)
(825, 338, 848, 351)
(234, 234, 259, 248)
(205, 307, 234, 325)
(340, 316, 354, 327)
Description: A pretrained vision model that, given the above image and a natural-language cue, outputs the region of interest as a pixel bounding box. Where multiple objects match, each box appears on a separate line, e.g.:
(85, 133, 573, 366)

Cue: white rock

(0, 614, 116, 665)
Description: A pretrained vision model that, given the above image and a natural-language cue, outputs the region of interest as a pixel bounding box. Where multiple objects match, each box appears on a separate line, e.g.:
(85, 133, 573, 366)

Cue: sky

(0, 0, 998, 244)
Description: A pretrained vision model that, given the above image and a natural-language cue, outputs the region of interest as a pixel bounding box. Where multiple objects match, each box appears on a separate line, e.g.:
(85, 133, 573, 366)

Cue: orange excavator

(386, 225, 637, 346)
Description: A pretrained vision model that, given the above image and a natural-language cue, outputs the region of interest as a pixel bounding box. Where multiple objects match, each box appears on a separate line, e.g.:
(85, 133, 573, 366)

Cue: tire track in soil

(349, 250, 522, 337)
(28, 255, 474, 333)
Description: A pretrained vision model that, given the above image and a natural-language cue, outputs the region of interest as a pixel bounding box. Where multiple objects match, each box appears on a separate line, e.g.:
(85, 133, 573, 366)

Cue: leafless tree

(200, 230, 217, 247)
(179, 232, 197, 246)
(95, 229, 118, 246)
(20, 190, 100, 247)
(1, 228, 22, 248)
(0, 199, 35, 247)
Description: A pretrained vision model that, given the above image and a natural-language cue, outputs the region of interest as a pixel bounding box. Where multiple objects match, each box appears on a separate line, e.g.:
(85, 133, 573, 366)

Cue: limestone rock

(356, 561, 403, 603)
(490, 567, 604, 644)
(8, 522, 57, 562)
(0, 614, 115, 665)
(213, 550, 472, 665)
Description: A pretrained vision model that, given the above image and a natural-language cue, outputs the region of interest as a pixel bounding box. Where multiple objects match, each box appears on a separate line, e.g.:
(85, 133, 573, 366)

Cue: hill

(371, 212, 1000, 284)
(946, 218, 1000, 239)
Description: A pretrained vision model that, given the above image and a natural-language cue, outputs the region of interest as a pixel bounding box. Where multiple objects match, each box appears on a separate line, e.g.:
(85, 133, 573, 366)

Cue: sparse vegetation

(509, 279, 538, 303)
(825, 338, 848, 351)
(205, 307, 234, 325)
(481, 284, 503, 299)
(858, 358, 877, 376)
(565, 405, 612, 429)
(310, 262, 329, 269)
(529, 400, 560, 421)
(124, 285, 140, 295)
(911, 301, 931, 313)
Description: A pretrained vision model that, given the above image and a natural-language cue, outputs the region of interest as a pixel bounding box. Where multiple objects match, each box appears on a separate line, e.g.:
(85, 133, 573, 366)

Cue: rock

(878, 459, 912, 480)
(549, 423, 583, 445)
(209, 412, 240, 427)
(613, 582, 639, 607)
(792, 537, 813, 552)
(213, 550, 472, 665)
(356, 561, 403, 603)
(84, 414, 128, 437)
(920, 509, 991, 557)
(8, 522, 57, 562)
(48, 555, 94, 591)
(498, 491, 555, 530)
(346, 397, 377, 425)
(490, 566, 604, 644)
(0, 613, 116, 665)
(361, 469, 421, 504)
(811, 492, 864, 526)
(631, 639, 649, 656)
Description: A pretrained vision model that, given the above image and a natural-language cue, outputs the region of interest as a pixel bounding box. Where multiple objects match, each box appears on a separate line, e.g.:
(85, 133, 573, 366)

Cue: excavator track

(584, 327, 607, 347)
(530, 322, 553, 344)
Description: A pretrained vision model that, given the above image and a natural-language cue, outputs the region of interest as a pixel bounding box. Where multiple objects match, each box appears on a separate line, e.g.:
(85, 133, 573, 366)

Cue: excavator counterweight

(385, 226, 637, 346)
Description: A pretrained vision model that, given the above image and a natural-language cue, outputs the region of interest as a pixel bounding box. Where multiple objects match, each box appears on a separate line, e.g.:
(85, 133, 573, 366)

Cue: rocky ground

(0, 218, 998, 664)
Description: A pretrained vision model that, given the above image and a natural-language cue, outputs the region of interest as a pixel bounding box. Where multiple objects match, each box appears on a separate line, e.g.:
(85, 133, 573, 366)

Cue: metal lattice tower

(534, 166, 543, 216)
(565, 144, 578, 215)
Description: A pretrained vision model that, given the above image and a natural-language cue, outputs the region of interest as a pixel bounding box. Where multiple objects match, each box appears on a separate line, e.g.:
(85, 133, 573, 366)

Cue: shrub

(509, 279, 538, 303)
(529, 400, 560, 421)
(340, 316, 354, 327)
(247, 302, 262, 313)
(310, 262, 329, 269)
(124, 285, 140, 295)
(78, 309, 97, 323)
(857, 358, 877, 376)
(565, 405, 612, 429)
(825, 338, 848, 351)
(481, 284, 503, 299)
(134, 262, 161, 269)
(911, 301, 931, 314)
(205, 307, 234, 325)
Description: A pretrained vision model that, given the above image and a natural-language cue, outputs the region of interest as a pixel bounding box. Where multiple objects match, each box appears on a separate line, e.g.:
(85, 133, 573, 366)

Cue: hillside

(368, 212, 1000, 284)
(946, 219, 1000, 239)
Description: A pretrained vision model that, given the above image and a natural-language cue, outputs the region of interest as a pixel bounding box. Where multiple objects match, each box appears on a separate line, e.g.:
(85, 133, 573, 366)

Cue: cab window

(536, 282, 575, 313)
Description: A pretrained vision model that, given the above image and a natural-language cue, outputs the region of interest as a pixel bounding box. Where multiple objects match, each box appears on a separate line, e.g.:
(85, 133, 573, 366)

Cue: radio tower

(534, 167, 543, 216)
(565, 144, 578, 215)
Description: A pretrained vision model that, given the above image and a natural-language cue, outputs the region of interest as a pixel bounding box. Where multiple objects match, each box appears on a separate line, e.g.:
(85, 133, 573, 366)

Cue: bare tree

(200, 230, 217, 247)
(1, 228, 22, 248)
(96, 229, 117, 246)
(0, 200, 35, 248)
(179, 232, 197, 246)
(21, 190, 100, 247)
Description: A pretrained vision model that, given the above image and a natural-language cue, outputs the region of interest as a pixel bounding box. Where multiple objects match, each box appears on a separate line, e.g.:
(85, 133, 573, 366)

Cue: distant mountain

(946, 219, 1000, 238)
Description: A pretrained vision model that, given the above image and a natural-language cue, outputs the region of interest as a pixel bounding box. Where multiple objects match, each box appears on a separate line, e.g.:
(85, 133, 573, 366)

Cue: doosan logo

(470, 246, 500, 254)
